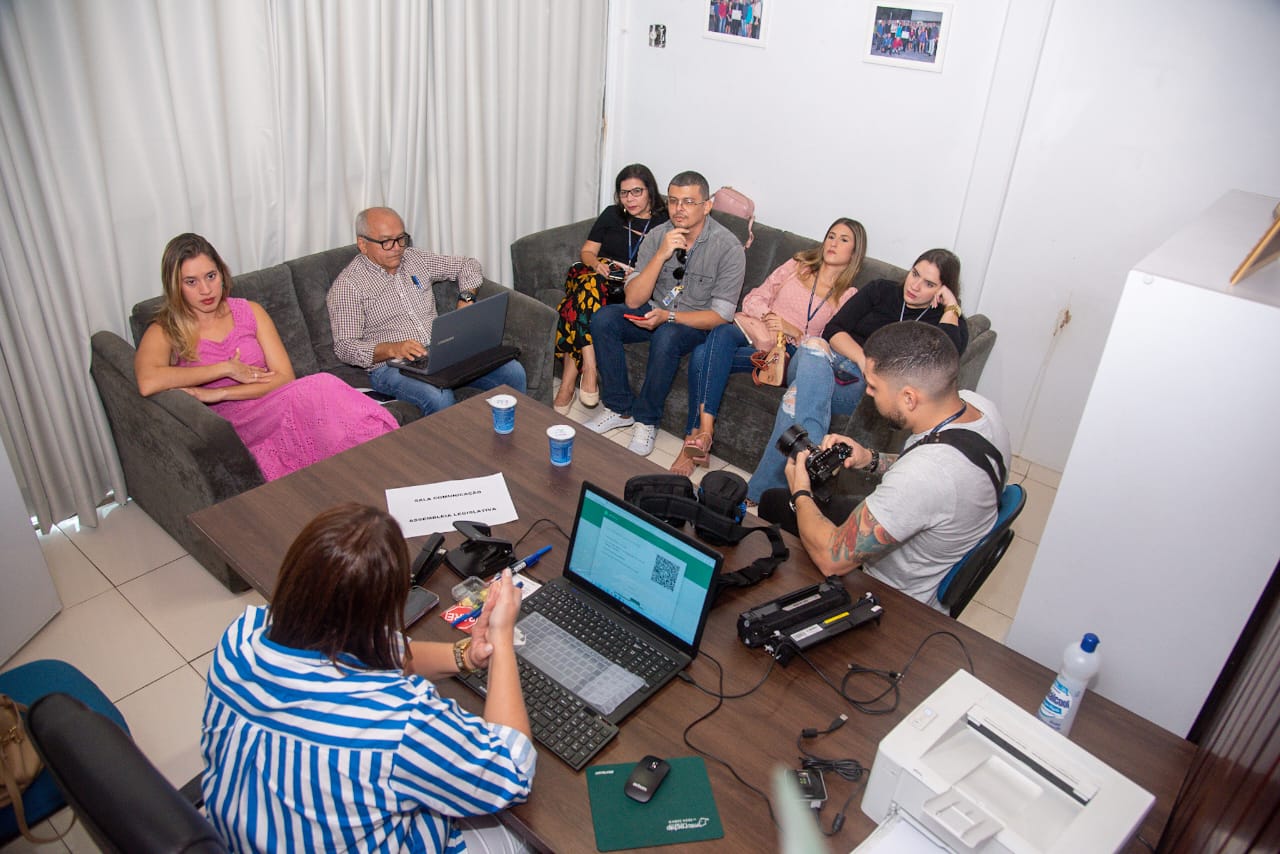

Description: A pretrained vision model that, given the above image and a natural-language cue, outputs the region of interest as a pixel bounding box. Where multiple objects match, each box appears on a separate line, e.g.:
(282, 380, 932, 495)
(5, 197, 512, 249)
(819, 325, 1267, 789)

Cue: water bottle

(1036, 633, 1101, 736)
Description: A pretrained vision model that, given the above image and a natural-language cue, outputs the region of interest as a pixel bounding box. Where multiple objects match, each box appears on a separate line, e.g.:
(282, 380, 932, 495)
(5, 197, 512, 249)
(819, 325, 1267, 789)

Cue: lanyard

(626, 218, 652, 266)
(928, 404, 968, 436)
(801, 273, 826, 337)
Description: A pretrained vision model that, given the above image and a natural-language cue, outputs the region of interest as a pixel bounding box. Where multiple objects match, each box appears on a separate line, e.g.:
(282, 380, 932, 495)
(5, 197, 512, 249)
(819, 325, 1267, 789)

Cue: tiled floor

(0, 391, 1056, 852)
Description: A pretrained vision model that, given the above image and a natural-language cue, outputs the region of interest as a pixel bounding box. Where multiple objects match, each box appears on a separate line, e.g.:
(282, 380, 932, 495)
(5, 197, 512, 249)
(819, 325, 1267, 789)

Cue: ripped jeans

(745, 339, 867, 502)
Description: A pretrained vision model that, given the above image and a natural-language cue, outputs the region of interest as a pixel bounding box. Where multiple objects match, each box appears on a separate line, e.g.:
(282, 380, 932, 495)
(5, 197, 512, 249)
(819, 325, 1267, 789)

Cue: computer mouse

(624, 755, 670, 804)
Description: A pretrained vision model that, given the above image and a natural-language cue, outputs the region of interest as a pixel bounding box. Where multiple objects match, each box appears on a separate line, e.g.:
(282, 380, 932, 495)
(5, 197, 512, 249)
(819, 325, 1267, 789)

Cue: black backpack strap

(903, 428, 1005, 500)
(714, 523, 789, 592)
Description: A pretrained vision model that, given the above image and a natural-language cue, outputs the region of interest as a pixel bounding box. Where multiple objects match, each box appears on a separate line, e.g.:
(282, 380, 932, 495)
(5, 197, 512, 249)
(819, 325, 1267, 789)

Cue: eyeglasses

(360, 233, 410, 251)
(619, 187, 647, 199)
(673, 248, 687, 281)
(668, 197, 705, 209)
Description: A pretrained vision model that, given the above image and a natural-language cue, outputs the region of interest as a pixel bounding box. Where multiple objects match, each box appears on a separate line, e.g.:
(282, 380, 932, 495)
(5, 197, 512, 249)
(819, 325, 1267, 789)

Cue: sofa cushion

(130, 264, 320, 377)
(285, 245, 362, 373)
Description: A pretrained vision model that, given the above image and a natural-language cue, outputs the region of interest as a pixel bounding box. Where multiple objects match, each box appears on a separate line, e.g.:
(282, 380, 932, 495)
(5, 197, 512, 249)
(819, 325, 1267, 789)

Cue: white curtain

(0, 0, 606, 531)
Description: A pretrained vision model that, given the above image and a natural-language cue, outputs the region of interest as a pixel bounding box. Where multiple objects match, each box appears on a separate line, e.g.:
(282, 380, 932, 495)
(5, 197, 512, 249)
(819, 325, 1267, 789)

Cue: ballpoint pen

(449, 546, 553, 627)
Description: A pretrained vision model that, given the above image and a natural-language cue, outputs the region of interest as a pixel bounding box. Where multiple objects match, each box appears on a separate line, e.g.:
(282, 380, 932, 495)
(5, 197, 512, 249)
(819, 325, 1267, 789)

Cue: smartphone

(404, 586, 441, 628)
(606, 262, 628, 281)
(623, 313, 646, 321)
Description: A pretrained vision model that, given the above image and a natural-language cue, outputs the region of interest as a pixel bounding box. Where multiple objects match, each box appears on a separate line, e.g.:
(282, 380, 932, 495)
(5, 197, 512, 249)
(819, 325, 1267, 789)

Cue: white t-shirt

(862, 390, 1012, 610)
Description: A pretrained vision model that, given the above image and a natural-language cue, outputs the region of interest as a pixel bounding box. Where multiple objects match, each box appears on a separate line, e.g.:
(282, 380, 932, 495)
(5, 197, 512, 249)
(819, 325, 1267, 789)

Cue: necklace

(900, 298, 931, 322)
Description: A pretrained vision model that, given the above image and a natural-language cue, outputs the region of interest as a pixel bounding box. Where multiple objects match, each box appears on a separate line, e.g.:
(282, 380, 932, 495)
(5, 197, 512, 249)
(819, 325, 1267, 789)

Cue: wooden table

(190, 389, 1193, 852)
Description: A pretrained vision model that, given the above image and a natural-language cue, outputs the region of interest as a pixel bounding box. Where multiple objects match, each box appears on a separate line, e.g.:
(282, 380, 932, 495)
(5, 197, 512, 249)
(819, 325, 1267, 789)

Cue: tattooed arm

(786, 448, 900, 576)
(795, 497, 899, 577)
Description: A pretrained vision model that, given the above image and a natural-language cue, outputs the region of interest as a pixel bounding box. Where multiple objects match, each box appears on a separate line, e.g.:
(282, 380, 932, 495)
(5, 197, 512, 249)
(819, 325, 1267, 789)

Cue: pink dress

(179, 298, 398, 481)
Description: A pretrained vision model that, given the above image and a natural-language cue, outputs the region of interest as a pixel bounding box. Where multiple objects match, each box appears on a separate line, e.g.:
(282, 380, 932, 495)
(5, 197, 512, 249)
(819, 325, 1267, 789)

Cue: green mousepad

(586, 756, 723, 850)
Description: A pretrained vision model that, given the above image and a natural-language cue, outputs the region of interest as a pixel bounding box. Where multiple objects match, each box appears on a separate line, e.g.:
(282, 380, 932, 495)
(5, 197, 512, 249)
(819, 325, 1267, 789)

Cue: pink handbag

(712, 186, 755, 248)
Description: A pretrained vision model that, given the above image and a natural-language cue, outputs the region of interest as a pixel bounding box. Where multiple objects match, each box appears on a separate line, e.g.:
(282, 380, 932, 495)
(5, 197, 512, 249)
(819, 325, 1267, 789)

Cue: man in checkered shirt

(327, 207, 526, 415)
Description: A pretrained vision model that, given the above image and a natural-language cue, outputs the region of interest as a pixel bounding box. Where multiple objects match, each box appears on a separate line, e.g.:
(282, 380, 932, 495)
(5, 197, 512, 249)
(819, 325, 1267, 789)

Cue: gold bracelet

(453, 638, 480, 673)
(943, 303, 962, 317)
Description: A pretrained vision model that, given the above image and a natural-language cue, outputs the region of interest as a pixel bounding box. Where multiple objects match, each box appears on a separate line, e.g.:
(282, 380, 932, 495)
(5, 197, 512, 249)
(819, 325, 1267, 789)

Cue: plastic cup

(487, 394, 517, 434)
(547, 424, 576, 466)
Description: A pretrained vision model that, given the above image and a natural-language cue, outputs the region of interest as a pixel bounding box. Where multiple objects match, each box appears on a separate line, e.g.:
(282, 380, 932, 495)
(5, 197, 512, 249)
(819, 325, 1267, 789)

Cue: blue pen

(411, 274, 423, 290)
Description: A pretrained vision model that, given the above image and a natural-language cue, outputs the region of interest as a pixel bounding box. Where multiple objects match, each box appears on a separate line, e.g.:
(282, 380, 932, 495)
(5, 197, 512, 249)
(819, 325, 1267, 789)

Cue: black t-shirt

(587, 204, 669, 267)
(822, 278, 969, 354)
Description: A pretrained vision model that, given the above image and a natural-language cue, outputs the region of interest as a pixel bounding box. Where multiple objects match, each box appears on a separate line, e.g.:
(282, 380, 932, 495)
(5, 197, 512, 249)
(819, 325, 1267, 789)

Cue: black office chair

(26, 692, 228, 854)
(936, 483, 1027, 617)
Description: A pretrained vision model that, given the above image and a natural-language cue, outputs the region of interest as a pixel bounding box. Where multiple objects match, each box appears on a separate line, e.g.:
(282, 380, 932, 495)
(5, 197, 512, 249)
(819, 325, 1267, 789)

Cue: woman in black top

(745, 248, 968, 502)
(554, 164, 668, 413)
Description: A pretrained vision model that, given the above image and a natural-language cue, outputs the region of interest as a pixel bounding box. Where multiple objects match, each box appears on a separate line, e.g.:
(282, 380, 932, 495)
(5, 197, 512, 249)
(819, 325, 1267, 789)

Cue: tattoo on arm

(827, 502, 898, 569)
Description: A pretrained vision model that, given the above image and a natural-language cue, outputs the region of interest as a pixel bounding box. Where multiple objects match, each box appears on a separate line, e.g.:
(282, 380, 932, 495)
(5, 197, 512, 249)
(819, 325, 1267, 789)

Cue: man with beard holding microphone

(585, 171, 746, 457)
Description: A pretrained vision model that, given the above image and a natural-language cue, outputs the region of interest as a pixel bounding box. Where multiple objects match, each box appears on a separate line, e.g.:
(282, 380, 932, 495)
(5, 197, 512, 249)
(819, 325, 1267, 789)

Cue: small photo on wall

(705, 1, 766, 47)
(864, 3, 952, 72)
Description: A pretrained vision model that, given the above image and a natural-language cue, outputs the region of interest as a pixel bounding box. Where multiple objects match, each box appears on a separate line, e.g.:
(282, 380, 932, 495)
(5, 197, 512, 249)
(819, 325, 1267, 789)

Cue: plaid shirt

(328, 247, 482, 368)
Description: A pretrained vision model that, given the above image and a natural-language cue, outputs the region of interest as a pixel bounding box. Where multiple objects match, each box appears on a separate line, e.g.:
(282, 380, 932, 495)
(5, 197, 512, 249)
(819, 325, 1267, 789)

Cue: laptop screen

(564, 482, 723, 652)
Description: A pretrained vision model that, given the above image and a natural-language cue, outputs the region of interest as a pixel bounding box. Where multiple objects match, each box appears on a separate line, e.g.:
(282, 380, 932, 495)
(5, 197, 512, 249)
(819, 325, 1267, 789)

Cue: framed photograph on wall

(705, 1, 767, 48)
(864, 3, 952, 72)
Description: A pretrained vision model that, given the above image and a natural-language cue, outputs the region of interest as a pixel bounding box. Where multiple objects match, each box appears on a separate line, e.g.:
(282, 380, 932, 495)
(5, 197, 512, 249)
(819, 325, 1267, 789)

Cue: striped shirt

(201, 606, 536, 853)
(328, 247, 483, 368)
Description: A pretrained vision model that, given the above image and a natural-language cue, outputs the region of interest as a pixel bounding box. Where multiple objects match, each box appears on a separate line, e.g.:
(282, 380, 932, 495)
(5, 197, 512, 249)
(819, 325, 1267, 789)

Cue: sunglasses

(673, 248, 687, 281)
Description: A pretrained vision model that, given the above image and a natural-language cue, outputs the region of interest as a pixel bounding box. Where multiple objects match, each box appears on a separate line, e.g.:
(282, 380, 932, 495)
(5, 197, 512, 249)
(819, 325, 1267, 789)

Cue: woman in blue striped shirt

(201, 504, 535, 853)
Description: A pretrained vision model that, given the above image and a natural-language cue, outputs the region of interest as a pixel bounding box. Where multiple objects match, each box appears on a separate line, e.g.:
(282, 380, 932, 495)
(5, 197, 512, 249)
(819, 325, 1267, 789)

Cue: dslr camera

(777, 424, 853, 490)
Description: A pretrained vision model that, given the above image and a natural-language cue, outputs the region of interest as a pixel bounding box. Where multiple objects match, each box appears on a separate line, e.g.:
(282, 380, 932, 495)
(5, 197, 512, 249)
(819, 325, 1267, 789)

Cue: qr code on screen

(650, 554, 679, 591)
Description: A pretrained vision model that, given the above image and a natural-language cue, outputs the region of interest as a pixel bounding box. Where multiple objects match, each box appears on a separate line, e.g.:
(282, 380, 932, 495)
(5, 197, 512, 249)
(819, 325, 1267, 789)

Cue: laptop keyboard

(457, 660, 618, 770)
(525, 583, 677, 687)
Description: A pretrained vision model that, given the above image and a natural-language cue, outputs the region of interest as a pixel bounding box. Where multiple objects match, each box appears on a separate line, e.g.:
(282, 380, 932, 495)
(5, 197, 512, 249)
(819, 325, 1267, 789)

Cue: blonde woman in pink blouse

(672, 218, 867, 476)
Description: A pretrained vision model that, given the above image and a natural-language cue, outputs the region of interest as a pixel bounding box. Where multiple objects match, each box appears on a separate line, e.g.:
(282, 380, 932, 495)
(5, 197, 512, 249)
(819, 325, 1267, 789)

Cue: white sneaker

(628, 423, 657, 456)
(584, 408, 634, 434)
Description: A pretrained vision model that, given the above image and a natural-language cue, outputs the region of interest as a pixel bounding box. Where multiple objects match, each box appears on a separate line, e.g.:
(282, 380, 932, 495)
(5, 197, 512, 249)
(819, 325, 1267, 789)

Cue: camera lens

(777, 424, 818, 459)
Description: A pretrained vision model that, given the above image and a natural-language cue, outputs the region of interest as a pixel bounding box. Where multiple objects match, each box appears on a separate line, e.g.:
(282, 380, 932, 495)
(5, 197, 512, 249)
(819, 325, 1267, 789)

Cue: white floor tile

(650, 447, 678, 469)
(0, 808, 76, 852)
(51, 809, 99, 854)
(190, 651, 215, 679)
(56, 502, 186, 586)
(1013, 478, 1056, 546)
(37, 527, 111, 610)
(957, 600, 1012, 643)
(119, 556, 264, 661)
(1010, 455, 1031, 477)
(1025, 462, 1062, 489)
(1, 589, 184, 702)
(972, 535, 1037, 618)
(115, 665, 208, 788)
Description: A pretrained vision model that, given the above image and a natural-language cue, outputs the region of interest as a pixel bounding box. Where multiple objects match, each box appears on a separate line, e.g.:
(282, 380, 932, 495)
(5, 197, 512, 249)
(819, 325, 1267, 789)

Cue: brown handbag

(1, 694, 66, 843)
(751, 332, 788, 386)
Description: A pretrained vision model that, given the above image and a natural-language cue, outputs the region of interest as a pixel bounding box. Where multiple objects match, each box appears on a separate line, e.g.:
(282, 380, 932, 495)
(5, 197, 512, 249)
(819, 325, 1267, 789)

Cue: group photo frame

(704, 1, 767, 48)
(864, 2, 952, 72)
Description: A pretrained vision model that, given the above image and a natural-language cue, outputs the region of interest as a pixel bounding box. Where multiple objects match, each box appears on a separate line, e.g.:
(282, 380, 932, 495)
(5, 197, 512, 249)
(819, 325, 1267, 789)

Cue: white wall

(605, 0, 1280, 471)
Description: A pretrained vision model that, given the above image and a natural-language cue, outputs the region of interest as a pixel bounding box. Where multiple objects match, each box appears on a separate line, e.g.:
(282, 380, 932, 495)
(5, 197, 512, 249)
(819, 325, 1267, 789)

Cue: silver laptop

(393, 290, 520, 389)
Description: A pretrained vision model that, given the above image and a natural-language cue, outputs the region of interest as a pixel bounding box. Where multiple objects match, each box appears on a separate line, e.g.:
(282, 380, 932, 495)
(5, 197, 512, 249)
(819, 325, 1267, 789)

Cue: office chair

(26, 692, 228, 854)
(937, 483, 1027, 618)
(0, 659, 127, 844)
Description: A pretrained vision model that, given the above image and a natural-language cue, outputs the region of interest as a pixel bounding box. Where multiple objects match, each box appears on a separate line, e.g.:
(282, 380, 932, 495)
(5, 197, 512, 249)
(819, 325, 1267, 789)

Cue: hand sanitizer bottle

(1037, 632, 1100, 737)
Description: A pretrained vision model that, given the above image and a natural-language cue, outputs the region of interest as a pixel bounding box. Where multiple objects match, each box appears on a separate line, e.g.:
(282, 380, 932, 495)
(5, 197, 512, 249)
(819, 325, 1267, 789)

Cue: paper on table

(386, 473, 517, 537)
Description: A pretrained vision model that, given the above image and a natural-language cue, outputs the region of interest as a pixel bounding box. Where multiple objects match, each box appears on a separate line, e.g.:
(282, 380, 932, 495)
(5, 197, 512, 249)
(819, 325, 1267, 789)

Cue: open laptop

(457, 481, 724, 768)
(393, 290, 520, 389)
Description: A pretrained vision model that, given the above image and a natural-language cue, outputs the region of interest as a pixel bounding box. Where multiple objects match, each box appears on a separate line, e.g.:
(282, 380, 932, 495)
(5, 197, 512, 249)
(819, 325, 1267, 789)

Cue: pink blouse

(739, 259, 856, 343)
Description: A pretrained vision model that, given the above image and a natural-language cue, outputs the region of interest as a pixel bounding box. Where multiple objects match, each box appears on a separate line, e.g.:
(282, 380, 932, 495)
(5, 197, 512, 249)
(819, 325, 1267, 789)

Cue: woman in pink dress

(135, 233, 398, 481)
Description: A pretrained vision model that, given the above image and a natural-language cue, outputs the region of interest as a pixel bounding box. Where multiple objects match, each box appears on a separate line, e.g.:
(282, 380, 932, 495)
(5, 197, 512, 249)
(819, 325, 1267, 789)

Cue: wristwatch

(459, 291, 476, 304)
(453, 638, 481, 673)
(863, 450, 880, 474)
(789, 489, 814, 511)
(667, 310, 676, 324)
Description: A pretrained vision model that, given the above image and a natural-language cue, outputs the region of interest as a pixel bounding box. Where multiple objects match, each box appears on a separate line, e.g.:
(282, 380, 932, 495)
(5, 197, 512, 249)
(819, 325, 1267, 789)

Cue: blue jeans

(369, 359, 527, 416)
(745, 342, 866, 502)
(685, 324, 795, 436)
(592, 303, 710, 426)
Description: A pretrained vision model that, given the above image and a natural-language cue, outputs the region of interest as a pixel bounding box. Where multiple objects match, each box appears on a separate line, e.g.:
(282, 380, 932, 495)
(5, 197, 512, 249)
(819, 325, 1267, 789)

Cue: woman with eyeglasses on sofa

(202, 503, 534, 853)
(553, 163, 668, 414)
(745, 247, 969, 503)
(670, 218, 866, 476)
(135, 233, 397, 481)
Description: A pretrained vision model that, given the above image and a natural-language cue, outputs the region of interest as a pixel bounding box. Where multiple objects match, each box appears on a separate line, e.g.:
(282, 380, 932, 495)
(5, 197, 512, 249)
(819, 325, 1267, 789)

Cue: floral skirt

(555, 262, 610, 368)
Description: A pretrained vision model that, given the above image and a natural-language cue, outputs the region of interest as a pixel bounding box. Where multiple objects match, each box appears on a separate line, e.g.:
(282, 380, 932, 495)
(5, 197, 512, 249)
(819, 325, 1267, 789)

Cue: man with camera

(769, 322, 1011, 610)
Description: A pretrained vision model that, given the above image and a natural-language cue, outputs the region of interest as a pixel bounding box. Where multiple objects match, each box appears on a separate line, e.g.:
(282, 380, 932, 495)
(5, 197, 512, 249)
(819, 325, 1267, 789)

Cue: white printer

(858, 670, 1154, 853)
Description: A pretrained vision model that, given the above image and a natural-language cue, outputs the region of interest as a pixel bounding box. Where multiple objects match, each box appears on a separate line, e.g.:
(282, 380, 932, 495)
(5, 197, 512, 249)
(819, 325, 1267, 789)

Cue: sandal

(683, 432, 712, 464)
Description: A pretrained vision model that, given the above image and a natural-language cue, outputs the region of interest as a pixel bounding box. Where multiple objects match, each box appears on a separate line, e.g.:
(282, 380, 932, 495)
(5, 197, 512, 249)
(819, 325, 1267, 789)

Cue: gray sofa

(91, 244, 556, 591)
(511, 211, 996, 473)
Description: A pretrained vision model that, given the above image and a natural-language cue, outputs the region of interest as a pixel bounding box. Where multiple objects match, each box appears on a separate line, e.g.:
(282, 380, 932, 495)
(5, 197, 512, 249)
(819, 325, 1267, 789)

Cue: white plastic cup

(487, 394, 517, 434)
(547, 424, 576, 466)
